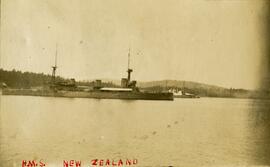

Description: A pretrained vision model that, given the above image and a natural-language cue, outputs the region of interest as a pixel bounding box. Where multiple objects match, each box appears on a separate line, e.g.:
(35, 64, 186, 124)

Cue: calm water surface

(0, 95, 270, 166)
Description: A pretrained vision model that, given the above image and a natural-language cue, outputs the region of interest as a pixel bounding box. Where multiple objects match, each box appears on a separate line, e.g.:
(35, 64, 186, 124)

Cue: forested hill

(138, 80, 252, 98)
(0, 68, 115, 88)
(0, 68, 55, 88)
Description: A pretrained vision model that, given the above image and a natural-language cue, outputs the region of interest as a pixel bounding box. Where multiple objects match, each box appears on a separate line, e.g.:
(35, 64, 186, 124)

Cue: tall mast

(127, 48, 133, 83)
(55, 44, 58, 68)
(128, 48, 130, 69)
(51, 44, 58, 84)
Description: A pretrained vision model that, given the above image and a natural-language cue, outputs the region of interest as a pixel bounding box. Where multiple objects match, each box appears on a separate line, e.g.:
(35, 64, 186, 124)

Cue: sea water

(0, 96, 269, 166)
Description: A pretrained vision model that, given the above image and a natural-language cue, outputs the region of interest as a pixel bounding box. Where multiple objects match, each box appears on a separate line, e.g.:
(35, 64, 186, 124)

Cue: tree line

(0, 68, 116, 88)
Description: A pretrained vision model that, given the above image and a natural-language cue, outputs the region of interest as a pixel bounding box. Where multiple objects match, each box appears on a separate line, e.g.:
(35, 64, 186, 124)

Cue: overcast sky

(0, 0, 268, 89)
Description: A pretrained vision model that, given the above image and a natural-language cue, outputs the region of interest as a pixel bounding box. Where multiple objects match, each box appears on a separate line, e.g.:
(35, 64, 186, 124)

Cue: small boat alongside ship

(2, 50, 173, 101)
(169, 89, 200, 98)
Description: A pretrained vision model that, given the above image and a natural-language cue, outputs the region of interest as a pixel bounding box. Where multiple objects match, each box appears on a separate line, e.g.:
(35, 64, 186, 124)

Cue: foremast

(51, 44, 58, 86)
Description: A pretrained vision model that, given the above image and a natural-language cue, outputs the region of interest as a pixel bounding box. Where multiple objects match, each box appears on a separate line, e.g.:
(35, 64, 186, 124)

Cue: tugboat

(169, 88, 199, 98)
(3, 49, 174, 101)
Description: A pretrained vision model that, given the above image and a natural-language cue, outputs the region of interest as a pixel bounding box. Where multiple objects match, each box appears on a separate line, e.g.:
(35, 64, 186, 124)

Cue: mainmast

(51, 44, 58, 85)
(127, 48, 133, 83)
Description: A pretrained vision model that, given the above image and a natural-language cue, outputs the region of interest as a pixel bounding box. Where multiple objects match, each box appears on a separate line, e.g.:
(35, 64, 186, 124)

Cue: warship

(2, 50, 173, 101)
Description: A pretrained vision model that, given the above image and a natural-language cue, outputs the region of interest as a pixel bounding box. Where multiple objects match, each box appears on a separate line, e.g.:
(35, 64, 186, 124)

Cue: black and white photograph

(0, 0, 270, 166)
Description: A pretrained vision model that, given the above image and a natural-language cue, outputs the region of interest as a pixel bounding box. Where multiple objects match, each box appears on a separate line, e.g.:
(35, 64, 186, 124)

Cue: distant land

(0, 68, 269, 99)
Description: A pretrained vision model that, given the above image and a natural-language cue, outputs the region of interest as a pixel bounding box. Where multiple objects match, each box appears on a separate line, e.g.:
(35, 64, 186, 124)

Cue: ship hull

(2, 89, 174, 101)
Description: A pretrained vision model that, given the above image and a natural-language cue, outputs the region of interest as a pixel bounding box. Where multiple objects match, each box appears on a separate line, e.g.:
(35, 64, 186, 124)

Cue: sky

(0, 0, 268, 89)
